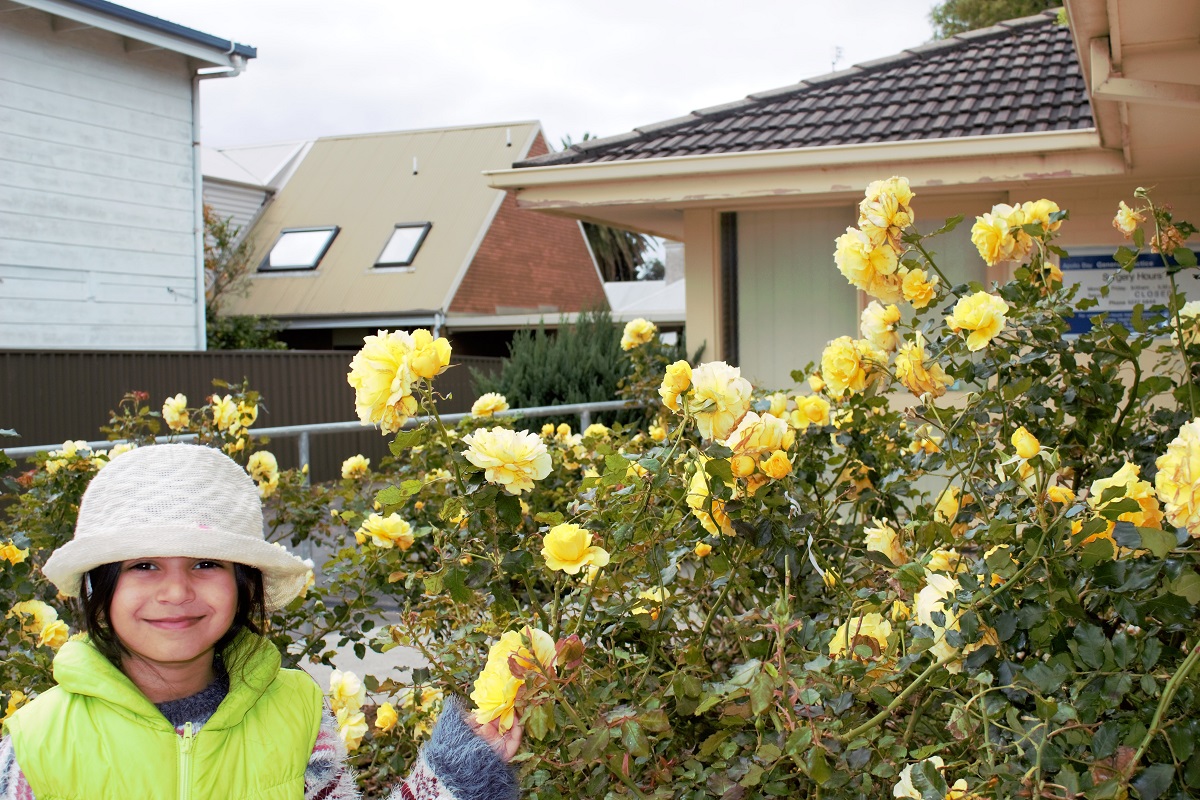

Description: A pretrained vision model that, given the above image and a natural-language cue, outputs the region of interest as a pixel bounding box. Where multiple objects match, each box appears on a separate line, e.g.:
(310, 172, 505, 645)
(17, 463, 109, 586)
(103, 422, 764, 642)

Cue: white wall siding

(0, 9, 201, 350)
(736, 207, 859, 389)
(203, 181, 270, 235)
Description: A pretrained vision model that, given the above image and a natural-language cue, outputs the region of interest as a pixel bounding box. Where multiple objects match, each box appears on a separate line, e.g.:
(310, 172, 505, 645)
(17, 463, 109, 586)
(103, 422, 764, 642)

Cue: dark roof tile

(516, 11, 1092, 168)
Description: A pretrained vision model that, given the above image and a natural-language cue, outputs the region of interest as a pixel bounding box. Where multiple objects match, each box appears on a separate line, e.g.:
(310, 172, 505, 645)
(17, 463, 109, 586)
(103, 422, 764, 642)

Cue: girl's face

(109, 557, 238, 668)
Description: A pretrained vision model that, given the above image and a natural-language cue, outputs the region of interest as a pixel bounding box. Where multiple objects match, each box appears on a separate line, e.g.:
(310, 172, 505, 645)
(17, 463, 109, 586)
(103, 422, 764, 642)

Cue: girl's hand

(470, 714, 523, 762)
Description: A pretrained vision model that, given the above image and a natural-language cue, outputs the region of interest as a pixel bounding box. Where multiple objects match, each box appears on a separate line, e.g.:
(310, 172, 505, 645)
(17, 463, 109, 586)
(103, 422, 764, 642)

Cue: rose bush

(4, 183, 1200, 799)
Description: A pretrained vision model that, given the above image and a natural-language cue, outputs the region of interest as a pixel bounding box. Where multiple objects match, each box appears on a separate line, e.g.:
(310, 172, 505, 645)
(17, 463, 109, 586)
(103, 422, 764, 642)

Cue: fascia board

(20, 0, 240, 67)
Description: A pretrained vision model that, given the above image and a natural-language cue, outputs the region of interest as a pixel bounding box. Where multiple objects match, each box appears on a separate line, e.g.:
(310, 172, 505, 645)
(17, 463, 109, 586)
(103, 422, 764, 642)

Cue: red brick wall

(449, 133, 608, 315)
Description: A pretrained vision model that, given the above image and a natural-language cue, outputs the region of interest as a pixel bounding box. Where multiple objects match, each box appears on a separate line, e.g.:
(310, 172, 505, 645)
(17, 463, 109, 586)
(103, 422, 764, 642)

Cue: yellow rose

(329, 669, 366, 713)
(894, 332, 952, 398)
(555, 422, 572, 440)
(730, 455, 756, 478)
(834, 227, 903, 303)
(620, 317, 657, 350)
(409, 328, 453, 380)
(374, 701, 398, 733)
(694, 542, 713, 557)
(357, 512, 415, 550)
(808, 373, 826, 394)
(915, 573, 962, 668)
(487, 626, 557, 676)
(237, 401, 258, 430)
(632, 587, 670, 621)
(540, 423, 555, 437)
(790, 394, 831, 431)
(336, 706, 368, 750)
(541, 523, 611, 575)
(722, 411, 790, 457)
(210, 394, 239, 432)
(0, 541, 29, 565)
(689, 361, 753, 440)
(8, 599, 58, 635)
(889, 600, 911, 622)
(925, 547, 963, 574)
(821, 336, 884, 397)
(864, 518, 908, 566)
(649, 424, 667, 442)
(1089, 462, 1164, 531)
(686, 461, 736, 537)
(945, 291, 1008, 351)
(162, 393, 189, 431)
(1022, 198, 1062, 233)
(470, 661, 521, 734)
(1046, 484, 1074, 504)
(935, 486, 961, 524)
(858, 176, 915, 251)
(860, 301, 902, 352)
(347, 329, 420, 435)
(822, 568, 841, 589)
(767, 392, 788, 418)
(247, 451, 278, 485)
(828, 612, 892, 661)
(760, 450, 792, 481)
(971, 203, 1030, 266)
(1011, 426, 1040, 460)
(1156, 419, 1200, 536)
(2, 690, 28, 724)
(471, 392, 509, 417)
(341, 454, 370, 480)
(901, 267, 939, 309)
(37, 620, 69, 650)
(462, 427, 552, 495)
(659, 360, 693, 412)
(583, 423, 611, 439)
(1113, 200, 1144, 238)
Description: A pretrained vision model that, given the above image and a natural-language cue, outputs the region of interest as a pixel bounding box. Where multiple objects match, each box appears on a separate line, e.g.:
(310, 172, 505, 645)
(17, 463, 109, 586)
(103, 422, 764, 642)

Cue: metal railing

(2, 400, 641, 478)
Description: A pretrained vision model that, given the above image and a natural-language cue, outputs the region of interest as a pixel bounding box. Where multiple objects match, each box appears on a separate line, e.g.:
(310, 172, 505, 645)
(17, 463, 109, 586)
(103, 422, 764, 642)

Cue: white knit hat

(43, 443, 311, 611)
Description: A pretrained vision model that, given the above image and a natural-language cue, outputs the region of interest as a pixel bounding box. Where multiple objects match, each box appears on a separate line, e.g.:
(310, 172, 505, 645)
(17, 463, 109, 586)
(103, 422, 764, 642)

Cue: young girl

(0, 443, 520, 800)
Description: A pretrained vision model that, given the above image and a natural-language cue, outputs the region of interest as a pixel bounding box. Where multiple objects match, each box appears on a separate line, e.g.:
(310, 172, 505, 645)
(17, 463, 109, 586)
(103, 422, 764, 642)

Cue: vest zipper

(178, 722, 195, 800)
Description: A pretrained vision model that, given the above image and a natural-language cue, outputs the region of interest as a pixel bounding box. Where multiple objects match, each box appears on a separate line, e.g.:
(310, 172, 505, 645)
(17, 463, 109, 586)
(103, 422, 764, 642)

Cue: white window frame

(259, 226, 340, 272)
(374, 222, 432, 271)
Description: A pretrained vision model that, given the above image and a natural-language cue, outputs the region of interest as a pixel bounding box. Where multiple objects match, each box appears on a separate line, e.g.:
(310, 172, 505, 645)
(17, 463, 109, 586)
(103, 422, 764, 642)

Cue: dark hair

(80, 561, 267, 672)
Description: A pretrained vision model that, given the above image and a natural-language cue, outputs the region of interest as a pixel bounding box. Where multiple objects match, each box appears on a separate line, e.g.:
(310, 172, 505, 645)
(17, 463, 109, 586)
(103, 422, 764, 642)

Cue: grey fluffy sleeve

(0, 736, 32, 800)
(418, 697, 519, 800)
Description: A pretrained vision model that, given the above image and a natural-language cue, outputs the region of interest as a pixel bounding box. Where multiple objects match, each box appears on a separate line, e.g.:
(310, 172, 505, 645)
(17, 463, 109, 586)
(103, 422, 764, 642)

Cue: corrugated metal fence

(1, 350, 501, 481)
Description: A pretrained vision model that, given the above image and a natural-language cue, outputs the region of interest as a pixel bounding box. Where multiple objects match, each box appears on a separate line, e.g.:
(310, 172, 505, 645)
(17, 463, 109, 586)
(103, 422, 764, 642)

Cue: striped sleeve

(0, 736, 35, 800)
(305, 705, 362, 800)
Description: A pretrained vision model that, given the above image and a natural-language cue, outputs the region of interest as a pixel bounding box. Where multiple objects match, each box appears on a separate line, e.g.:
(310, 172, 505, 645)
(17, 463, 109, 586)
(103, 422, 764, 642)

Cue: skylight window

(375, 223, 431, 268)
(260, 226, 339, 271)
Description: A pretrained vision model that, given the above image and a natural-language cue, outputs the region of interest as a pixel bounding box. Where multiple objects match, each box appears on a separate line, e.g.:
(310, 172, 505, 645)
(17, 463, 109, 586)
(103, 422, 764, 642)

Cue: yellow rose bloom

(357, 512, 415, 550)
(583, 423, 610, 439)
(341, 454, 370, 480)
(336, 706, 368, 750)
(694, 542, 713, 557)
(722, 411, 790, 457)
(0, 541, 29, 565)
(471, 392, 510, 417)
(409, 328, 453, 380)
(864, 518, 908, 566)
(858, 176, 915, 251)
(821, 336, 884, 397)
(790, 394, 831, 431)
(828, 612, 893, 661)
(247, 451, 278, 485)
(649, 424, 667, 442)
(894, 332, 952, 398)
(470, 661, 521, 734)
(945, 291, 1009, 351)
(730, 454, 756, 478)
(659, 360, 693, 412)
(915, 573, 962, 668)
(541, 523, 611, 575)
(688, 361, 754, 440)
(822, 568, 841, 589)
(767, 392, 788, 418)
(834, 226, 903, 303)
(935, 486, 961, 524)
(620, 317, 657, 350)
(347, 329, 421, 435)
(632, 587, 670, 621)
(889, 600, 911, 622)
(971, 203, 1028, 266)
(760, 450, 792, 481)
(9, 599, 58, 635)
(210, 394, 239, 432)
(555, 422, 572, 440)
(462, 427, 552, 495)
(901, 267, 939, 309)
(487, 626, 557, 677)
(329, 669, 366, 713)
(540, 423, 555, 437)
(1046, 484, 1074, 504)
(2, 691, 28, 724)
(860, 301, 902, 353)
(925, 547, 963, 574)
(374, 701, 398, 733)
(686, 461, 736, 537)
(1113, 200, 1144, 238)
(1088, 462, 1164, 532)
(1156, 419, 1200, 535)
(236, 401, 258, 431)
(162, 393, 189, 432)
(37, 620, 69, 650)
(1011, 426, 1040, 460)
(1022, 198, 1062, 233)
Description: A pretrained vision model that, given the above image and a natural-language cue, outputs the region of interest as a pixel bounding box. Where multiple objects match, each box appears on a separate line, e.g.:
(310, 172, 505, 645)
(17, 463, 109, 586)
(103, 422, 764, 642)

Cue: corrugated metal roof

(226, 122, 541, 320)
(518, 12, 1091, 167)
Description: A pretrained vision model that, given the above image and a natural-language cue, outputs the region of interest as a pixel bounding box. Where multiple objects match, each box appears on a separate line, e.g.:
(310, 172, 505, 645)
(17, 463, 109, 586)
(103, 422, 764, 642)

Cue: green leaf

(577, 728, 610, 762)
(534, 511, 564, 526)
(931, 214, 965, 236)
(525, 703, 554, 741)
(388, 425, 429, 454)
(1132, 763, 1174, 800)
(620, 721, 651, 758)
(704, 458, 734, 484)
(1023, 661, 1069, 694)
(495, 493, 522, 528)
(911, 758, 949, 799)
(443, 567, 473, 604)
(1115, 246, 1137, 271)
(1167, 570, 1200, 603)
(1174, 248, 1198, 268)
(805, 748, 832, 785)
(1080, 537, 1116, 566)
(1139, 527, 1178, 559)
(749, 672, 774, 716)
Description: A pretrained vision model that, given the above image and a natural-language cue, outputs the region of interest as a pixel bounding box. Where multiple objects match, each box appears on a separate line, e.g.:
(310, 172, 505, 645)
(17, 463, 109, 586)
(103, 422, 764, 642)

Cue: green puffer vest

(4, 631, 323, 800)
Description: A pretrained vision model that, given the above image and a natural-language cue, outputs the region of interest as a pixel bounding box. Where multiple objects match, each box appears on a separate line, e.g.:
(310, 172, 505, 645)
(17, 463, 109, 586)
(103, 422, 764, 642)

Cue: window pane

(268, 229, 336, 269)
(377, 224, 429, 266)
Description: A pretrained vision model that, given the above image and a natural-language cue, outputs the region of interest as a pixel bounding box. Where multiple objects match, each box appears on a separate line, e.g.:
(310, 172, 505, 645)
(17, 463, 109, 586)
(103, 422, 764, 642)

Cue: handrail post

(579, 409, 591, 430)
(298, 431, 310, 486)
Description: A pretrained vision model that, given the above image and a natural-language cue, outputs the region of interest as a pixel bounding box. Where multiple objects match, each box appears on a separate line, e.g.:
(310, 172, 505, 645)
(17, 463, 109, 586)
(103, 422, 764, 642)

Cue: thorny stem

(419, 384, 469, 497)
(545, 679, 650, 800)
(836, 655, 955, 742)
(698, 541, 747, 647)
(1122, 640, 1200, 786)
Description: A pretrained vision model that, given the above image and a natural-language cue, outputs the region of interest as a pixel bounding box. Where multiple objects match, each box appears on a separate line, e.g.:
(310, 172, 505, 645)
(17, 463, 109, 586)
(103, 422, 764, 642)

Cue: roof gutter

(485, 129, 1105, 190)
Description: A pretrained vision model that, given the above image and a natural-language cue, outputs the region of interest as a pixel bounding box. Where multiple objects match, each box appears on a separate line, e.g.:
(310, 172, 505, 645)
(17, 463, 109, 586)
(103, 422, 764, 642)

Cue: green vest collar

(52, 629, 281, 731)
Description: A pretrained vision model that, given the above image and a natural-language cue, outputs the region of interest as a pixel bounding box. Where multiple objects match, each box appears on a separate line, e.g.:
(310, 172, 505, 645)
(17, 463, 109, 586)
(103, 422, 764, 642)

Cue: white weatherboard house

(0, 0, 254, 350)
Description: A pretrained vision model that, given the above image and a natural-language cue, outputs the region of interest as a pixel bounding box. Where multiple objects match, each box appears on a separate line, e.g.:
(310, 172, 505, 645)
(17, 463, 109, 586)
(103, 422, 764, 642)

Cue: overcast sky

(120, 0, 942, 150)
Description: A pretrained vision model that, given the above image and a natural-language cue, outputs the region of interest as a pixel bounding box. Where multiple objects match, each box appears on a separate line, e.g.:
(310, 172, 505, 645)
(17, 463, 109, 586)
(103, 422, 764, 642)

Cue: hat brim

(43, 526, 312, 611)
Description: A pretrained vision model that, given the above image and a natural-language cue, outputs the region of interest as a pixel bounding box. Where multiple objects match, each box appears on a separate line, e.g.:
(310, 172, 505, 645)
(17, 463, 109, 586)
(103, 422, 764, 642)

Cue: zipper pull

(181, 721, 195, 754)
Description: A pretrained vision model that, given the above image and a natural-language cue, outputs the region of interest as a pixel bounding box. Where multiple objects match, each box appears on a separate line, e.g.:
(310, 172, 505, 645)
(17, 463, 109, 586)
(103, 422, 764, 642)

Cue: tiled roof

(518, 12, 1092, 168)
